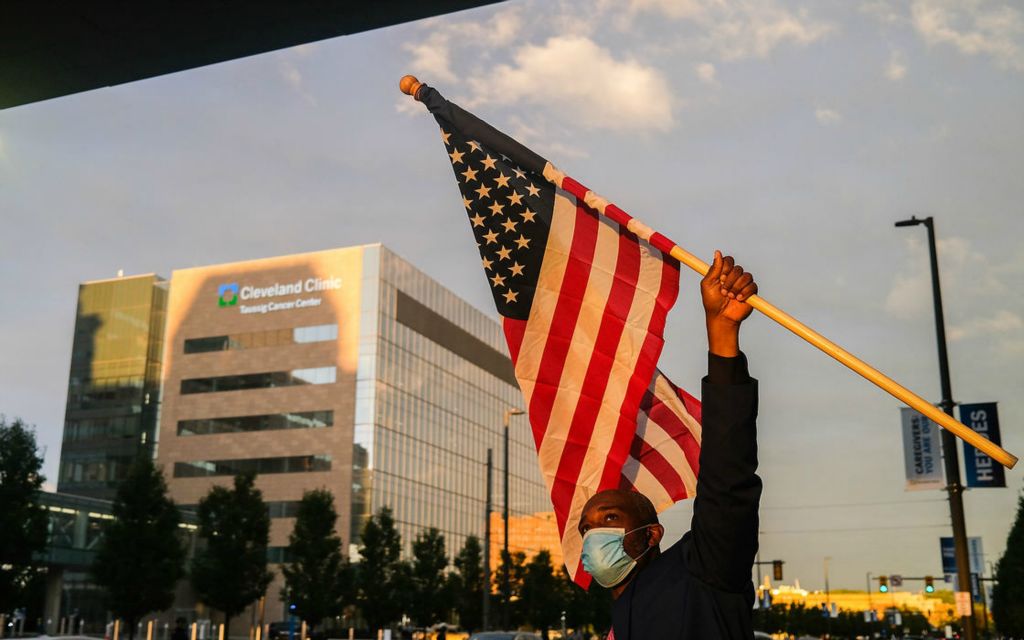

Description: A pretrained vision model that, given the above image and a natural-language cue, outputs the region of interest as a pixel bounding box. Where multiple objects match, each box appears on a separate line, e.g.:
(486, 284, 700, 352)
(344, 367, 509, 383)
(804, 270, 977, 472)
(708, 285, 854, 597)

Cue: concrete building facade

(154, 244, 553, 621)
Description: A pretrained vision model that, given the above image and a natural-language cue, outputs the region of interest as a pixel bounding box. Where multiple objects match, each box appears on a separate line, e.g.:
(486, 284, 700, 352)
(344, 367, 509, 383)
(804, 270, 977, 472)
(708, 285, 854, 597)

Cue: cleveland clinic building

(59, 244, 553, 620)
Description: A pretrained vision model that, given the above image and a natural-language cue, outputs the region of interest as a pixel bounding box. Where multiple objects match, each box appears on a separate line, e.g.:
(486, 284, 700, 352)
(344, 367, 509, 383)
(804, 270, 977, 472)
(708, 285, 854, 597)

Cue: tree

(0, 417, 48, 608)
(281, 490, 350, 630)
(191, 473, 273, 638)
(993, 488, 1024, 635)
(559, 567, 611, 636)
(448, 536, 484, 631)
(409, 528, 450, 626)
(356, 507, 406, 631)
(494, 550, 527, 626)
(93, 457, 186, 640)
(521, 551, 563, 637)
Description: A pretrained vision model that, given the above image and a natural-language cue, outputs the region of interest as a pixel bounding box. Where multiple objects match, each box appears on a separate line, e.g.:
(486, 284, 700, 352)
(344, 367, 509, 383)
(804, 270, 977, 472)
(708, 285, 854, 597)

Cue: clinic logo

(217, 283, 239, 307)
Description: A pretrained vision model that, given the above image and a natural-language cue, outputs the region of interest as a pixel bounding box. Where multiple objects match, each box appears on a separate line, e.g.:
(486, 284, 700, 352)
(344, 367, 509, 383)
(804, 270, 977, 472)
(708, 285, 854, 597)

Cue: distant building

(761, 579, 959, 628)
(151, 244, 549, 622)
(58, 274, 167, 499)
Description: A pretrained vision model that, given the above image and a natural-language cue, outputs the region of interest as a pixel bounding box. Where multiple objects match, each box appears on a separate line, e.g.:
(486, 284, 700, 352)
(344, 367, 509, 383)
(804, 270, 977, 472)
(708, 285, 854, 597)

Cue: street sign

(955, 591, 972, 616)
(960, 402, 1006, 488)
(901, 408, 944, 490)
(891, 574, 903, 587)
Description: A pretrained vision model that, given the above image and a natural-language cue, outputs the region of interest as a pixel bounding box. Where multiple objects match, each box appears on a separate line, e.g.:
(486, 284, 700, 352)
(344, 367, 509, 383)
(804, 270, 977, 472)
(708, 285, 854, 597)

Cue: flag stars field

(441, 127, 555, 315)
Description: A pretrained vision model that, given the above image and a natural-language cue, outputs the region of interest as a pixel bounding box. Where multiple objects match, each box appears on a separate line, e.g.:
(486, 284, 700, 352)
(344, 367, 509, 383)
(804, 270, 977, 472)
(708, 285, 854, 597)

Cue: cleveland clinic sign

(217, 276, 341, 314)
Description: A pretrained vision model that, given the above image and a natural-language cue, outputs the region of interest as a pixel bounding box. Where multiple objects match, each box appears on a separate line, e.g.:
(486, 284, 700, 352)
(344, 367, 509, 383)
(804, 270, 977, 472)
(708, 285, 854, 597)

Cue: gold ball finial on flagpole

(399, 75, 424, 99)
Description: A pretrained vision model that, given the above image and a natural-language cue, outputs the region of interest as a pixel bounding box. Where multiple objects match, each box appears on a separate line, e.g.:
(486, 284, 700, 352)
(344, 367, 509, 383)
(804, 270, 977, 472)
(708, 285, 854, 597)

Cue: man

(579, 250, 762, 639)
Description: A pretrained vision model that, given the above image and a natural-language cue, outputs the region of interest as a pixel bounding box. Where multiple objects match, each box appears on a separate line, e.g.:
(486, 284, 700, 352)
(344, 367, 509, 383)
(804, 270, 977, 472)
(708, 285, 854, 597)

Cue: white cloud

(467, 35, 675, 132)
(885, 235, 1008, 320)
(815, 107, 843, 125)
(949, 309, 1024, 341)
(860, 0, 905, 25)
(629, 0, 834, 60)
(405, 8, 524, 85)
(695, 62, 718, 84)
(278, 61, 316, 106)
(886, 50, 908, 80)
(912, 0, 1024, 71)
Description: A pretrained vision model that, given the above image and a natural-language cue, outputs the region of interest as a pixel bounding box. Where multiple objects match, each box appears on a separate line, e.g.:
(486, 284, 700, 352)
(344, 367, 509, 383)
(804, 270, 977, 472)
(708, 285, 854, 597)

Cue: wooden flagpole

(400, 75, 1017, 470)
(666, 245, 1016, 469)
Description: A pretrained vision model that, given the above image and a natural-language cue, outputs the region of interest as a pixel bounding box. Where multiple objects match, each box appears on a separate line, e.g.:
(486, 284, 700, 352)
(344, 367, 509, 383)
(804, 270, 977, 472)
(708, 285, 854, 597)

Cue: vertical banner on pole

(959, 403, 1006, 488)
(901, 408, 944, 490)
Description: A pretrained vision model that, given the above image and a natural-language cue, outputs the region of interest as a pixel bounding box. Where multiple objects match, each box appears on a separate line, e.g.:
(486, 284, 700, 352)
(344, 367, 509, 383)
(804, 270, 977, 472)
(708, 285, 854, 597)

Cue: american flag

(416, 85, 702, 587)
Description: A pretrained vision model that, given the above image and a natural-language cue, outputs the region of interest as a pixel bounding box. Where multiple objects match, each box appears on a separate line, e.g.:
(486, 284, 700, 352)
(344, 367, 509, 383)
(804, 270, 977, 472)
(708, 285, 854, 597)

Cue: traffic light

(773, 560, 783, 581)
(924, 576, 935, 593)
(879, 576, 889, 593)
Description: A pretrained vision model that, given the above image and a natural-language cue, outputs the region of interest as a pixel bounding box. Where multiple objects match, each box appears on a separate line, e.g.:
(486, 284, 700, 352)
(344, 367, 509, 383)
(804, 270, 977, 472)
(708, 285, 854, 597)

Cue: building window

(172, 455, 331, 478)
(180, 367, 336, 394)
(266, 546, 294, 564)
(180, 501, 301, 519)
(184, 324, 338, 353)
(178, 410, 333, 436)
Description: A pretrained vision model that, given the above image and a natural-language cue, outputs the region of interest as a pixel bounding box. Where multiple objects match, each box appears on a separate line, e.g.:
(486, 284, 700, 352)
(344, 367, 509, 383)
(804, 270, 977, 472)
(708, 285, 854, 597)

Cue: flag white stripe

(559, 239, 670, 574)
(535, 208, 624, 502)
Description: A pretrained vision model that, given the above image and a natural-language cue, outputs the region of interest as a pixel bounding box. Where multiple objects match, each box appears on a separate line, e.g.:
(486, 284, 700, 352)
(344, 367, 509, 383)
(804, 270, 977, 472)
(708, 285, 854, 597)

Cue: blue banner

(941, 537, 956, 574)
(959, 402, 1006, 488)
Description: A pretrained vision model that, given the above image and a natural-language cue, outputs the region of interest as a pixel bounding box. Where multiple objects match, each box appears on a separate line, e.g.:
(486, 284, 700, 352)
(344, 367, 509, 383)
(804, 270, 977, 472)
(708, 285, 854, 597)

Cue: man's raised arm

(684, 251, 763, 593)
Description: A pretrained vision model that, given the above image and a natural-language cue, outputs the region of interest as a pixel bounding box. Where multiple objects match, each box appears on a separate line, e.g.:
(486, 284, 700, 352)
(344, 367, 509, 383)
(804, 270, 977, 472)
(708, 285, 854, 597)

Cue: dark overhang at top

(1, 1, 506, 110)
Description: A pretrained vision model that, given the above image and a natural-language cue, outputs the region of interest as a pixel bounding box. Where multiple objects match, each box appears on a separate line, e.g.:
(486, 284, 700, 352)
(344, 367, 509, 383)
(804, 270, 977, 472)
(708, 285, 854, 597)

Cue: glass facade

(177, 410, 333, 436)
(184, 323, 338, 353)
(58, 274, 167, 499)
(352, 247, 551, 561)
(180, 366, 337, 394)
(173, 454, 332, 478)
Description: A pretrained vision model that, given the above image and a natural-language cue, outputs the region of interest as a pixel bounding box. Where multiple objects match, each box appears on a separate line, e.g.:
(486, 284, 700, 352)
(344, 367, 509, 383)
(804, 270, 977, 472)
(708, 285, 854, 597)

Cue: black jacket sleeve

(683, 351, 762, 593)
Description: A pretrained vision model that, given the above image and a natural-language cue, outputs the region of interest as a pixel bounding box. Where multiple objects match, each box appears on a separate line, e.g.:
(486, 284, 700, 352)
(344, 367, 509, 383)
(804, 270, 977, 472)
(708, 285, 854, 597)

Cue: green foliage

(0, 416, 48, 608)
(281, 489, 351, 629)
(993, 488, 1024, 635)
(356, 507, 407, 630)
(93, 457, 186, 640)
(448, 536, 484, 631)
(521, 550, 564, 633)
(559, 568, 612, 635)
(494, 550, 527, 625)
(409, 528, 451, 626)
(190, 473, 273, 637)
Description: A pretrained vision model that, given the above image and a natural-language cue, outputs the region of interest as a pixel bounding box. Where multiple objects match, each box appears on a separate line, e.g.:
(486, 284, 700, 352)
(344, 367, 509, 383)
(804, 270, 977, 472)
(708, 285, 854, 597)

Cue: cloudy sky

(1, 0, 1022, 591)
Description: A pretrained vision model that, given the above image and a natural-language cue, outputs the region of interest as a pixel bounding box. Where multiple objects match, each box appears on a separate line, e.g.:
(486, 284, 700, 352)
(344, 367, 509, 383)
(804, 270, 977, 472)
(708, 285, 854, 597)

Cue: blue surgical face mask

(581, 524, 655, 588)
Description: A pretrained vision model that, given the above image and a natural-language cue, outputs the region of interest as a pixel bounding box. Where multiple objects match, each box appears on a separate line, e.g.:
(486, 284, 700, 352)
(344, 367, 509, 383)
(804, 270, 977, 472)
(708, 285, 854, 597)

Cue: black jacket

(611, 352, 762, 639)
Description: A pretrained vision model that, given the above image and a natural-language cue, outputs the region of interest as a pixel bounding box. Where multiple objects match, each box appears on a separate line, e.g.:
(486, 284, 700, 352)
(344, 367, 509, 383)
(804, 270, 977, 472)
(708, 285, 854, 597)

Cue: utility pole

(895, 215, 976, 640)
(483, 448, 493, 631)
(502, 408, 524, 629)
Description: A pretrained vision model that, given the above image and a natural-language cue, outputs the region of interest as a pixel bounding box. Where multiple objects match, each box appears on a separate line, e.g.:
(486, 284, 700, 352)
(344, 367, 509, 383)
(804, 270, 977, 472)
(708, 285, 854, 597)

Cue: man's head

(578, 489, 664, 587)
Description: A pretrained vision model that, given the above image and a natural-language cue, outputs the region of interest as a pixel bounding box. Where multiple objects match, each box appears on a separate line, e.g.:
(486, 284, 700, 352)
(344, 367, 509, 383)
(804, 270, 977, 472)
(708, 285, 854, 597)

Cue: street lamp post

(502, 408, 525, 629)
(824, 557, 832, 636)
(483, 448, 493, 631)
(895, 215, 976, 640)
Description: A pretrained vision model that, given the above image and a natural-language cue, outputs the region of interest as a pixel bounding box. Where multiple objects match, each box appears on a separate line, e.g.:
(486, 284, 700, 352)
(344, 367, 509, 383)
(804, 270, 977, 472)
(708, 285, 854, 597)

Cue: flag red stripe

(596, 255, 680, 490)
(648, 231, 678, 258)
(629, 429, 689, 501)
(526, 203, 599, 449)
(680, 387, 702, 425)
(603, 204, 633, 228)
(560, 176, 589, 201)
(645, 394, 702, 487)
(550, 213, 643, 534)
(502, 317, 527, 366)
